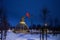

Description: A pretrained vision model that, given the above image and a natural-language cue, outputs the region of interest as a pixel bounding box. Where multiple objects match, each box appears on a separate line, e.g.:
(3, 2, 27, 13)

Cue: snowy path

(6, 30, 60, 40)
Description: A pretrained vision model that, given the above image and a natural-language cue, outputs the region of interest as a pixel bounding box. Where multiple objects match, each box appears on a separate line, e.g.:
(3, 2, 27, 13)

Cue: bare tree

(49, 18, 53, 27)
(0, 7, 10, 40)
(41, 7, 50, 40)
(54, 17, 59, 27)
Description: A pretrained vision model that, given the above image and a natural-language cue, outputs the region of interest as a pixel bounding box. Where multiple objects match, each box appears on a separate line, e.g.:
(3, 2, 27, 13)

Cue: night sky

(1, 0, 60, 26)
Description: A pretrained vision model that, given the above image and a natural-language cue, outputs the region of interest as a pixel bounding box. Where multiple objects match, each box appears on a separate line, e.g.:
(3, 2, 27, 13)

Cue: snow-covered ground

(6, 30, 60, 40)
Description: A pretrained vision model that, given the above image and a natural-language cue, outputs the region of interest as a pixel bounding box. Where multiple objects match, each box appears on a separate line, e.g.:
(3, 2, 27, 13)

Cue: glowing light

(20, 22, 25, 24)
(45, 23, 48, 26)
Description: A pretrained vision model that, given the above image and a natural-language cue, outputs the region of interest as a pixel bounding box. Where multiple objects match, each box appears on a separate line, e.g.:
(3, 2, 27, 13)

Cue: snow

(6, 30, 60, 40)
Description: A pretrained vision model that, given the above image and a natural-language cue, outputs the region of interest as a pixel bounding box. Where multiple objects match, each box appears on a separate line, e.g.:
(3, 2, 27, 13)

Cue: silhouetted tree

(32, 24, 36, 29)
(41, 7, 49, 40)
(42, 7, 49, 25)
(0, 7, 11, 40)
(36, 24, 41, 30)
(49, 18, 53, 27)
(54, 17, 59, 27)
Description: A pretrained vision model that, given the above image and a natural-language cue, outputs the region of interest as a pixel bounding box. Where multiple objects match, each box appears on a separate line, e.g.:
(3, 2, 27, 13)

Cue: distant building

(13, 16, 29, 33)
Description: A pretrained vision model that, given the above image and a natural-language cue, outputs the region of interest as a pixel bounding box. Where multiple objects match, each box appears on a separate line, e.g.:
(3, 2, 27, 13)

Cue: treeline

(29, 24, 60, 30)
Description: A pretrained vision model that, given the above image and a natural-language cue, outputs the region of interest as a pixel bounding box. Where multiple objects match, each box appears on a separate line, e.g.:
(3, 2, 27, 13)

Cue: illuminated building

(14, 16, 29, 33)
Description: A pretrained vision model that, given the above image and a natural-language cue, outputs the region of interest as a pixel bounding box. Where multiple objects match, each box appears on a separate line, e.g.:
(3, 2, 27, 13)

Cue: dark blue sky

(1, 0, 60, 26)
